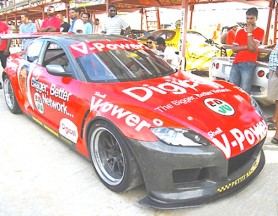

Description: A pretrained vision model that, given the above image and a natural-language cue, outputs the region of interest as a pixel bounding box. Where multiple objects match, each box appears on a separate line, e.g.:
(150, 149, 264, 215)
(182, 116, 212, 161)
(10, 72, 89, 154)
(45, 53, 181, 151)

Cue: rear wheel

(3, 76, 21, 114)
(88, 120, 143, 192)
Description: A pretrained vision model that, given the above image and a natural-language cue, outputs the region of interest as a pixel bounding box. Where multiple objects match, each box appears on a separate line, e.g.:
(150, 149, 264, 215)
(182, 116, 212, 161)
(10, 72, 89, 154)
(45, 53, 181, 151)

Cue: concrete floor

(0, 91, 277, 216)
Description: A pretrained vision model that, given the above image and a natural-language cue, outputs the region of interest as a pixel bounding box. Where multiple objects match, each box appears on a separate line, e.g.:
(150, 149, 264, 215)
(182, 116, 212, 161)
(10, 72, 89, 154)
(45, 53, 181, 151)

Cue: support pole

(179, 0, 189, 71)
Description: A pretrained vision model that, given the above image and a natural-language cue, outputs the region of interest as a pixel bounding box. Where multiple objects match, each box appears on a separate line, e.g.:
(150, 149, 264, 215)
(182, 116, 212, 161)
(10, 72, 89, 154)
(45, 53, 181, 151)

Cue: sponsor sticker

(34, 92, 44, 114)
(70, 40, 148, 58)
(217, 153, 261, 193)
(204, 98, 235, 116)
(59, 118, 78, 143)
(210, 120, 267, 159)
(90, 92, 163, 132)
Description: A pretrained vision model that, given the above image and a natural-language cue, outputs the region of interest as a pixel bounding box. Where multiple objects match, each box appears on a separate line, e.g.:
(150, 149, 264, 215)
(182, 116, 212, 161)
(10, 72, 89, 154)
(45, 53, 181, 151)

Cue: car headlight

(250, 96, 266, 122)
(151, 127, 210, 147)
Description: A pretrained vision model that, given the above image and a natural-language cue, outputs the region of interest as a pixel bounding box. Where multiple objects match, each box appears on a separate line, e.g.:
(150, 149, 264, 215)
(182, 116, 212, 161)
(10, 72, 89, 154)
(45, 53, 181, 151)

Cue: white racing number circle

(204, 98, 235, 116)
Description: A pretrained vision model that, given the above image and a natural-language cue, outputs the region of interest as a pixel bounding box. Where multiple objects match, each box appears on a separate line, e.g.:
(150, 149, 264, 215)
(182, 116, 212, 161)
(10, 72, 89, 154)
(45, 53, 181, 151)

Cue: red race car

(2, 34, 267, 209)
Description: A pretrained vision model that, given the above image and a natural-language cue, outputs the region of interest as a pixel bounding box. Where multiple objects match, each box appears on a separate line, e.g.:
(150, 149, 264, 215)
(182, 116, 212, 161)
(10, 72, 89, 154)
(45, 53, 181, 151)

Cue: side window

(25, 40, 44, 63)
(187, 32, 207, 45)
(42, 42, 72, 73)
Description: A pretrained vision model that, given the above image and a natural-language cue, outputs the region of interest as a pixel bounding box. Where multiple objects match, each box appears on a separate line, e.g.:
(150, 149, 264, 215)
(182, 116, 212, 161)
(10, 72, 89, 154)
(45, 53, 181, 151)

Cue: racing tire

(88, 120, 143, 192)
(3, 75, 21, 114)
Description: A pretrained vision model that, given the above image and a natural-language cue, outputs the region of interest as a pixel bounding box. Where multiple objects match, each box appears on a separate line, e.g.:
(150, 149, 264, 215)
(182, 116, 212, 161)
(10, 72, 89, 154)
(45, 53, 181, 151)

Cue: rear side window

(25, 40, 44, 63)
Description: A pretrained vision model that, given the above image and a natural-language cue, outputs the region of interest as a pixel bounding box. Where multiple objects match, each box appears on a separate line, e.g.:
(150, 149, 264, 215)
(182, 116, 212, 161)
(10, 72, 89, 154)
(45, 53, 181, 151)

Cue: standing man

(226, 24, 238, 45)
(229, 7, 264, 94)
(267, 44, 278, 143)
(40, 5, 61, 32)
(93, 18, 102, 34)
(68, 7, 84, 34)
(81, 12, 93, 34)
(102, 4, 131, 36)
(0, 20, 11, 89)
(19, 14, 37, 50)
(57, 13, 70, 32)
(212, 23, 221, 43)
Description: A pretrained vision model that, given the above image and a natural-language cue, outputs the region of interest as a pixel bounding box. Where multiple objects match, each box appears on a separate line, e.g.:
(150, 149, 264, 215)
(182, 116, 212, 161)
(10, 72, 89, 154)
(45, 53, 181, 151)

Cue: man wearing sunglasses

(146, 36, 161, 55)
(102, 5, 131, 36)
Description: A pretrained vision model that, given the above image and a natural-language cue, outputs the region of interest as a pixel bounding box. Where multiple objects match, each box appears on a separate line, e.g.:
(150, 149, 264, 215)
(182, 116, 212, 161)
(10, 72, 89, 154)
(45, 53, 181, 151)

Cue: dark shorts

(0, 51, 8, 68)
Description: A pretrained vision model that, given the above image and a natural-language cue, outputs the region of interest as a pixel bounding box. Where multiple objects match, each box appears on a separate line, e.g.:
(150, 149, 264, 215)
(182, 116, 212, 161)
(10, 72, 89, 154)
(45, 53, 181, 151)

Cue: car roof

(39, 34, 133, 44)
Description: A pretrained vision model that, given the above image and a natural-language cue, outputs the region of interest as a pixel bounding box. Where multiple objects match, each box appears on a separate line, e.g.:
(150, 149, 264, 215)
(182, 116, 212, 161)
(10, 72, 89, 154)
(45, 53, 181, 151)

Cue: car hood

(89, 72, 267, 159)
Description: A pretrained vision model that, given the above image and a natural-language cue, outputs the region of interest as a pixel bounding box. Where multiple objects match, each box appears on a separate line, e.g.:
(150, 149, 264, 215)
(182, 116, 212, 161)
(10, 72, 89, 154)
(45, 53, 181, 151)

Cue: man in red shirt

(229, 7, 264, 94)
(226, 24, 238, 45)
(0, 20, 11, 89)
(40, 5, 61, 32)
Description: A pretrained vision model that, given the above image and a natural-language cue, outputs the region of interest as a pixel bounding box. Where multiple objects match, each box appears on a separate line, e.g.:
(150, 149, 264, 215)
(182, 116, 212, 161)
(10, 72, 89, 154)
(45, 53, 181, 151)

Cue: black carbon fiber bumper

(128, 138, 265, 209)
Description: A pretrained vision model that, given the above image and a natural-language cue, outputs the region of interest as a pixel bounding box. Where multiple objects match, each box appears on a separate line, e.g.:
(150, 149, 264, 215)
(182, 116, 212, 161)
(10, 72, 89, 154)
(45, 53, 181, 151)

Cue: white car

(209, 48, 274, 106)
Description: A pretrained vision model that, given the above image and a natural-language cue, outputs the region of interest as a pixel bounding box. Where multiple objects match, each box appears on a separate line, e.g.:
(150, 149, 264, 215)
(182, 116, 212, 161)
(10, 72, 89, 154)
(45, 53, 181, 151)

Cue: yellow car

(138, 29, 226, 72)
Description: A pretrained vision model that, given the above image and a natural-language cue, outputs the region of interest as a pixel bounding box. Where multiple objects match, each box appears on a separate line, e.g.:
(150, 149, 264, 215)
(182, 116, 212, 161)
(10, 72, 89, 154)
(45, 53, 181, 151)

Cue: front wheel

(88, 120, 143, 192)
(3, 76, 21, 114)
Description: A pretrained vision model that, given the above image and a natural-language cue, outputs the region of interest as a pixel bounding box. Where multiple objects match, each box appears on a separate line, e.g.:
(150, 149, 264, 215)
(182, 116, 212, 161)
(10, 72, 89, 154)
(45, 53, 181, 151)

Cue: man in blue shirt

(81, 12, 93, 34)
(19, 14, 37, 50)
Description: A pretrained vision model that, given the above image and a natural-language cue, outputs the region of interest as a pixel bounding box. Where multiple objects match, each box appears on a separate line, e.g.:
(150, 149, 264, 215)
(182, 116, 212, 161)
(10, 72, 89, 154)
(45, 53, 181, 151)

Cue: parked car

(2, 33, 267, 209)
(209, 47, 273, 105)
(129, 29, 151, 39)
(138, 29, 229, 72)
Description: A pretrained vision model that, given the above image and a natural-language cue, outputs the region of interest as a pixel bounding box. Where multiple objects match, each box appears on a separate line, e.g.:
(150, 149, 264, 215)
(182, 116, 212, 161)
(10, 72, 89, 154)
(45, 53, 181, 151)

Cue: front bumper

(128, 138, 265, 209)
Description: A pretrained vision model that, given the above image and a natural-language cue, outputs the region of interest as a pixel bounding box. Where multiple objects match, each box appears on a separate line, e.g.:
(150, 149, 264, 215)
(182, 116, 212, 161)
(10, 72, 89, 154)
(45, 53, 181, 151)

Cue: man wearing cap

(156, 37, 180, 70)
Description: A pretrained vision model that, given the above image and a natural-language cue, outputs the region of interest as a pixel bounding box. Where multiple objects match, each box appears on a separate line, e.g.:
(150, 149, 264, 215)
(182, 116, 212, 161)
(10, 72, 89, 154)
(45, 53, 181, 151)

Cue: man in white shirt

(93, 18, 102, 34)
(69, 7, 84, 34)
(102, 5, 131, 36)
(156, 37, 181, 70)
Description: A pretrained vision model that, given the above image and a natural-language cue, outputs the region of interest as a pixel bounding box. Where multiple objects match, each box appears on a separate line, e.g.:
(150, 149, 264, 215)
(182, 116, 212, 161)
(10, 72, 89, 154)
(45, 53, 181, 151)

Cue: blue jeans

(229, 62, 256, 94)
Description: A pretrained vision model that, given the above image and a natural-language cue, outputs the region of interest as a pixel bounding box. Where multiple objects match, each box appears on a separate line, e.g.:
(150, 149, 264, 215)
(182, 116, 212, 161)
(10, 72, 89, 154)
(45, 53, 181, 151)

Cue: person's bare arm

(40, 27, 59, 32)
(231, 45, 247, 53)
(3, 39, 11, 56)
(77, 29, 83, 34)
(246, 24, 259, 52)
(123, 26, 131, 36)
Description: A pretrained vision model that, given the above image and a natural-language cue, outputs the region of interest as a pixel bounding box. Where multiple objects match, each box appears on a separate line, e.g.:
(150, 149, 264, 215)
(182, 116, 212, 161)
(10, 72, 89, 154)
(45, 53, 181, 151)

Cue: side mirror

(46, 64, 72, 77)
(27, 56, 38, 62)
(205, 39, 214, 44)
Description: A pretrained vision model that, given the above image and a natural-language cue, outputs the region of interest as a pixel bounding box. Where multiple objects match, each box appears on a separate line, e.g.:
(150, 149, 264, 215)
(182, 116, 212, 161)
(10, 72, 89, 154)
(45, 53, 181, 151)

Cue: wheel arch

(85, 116, 144, 192)
(85, 116, 125, 157)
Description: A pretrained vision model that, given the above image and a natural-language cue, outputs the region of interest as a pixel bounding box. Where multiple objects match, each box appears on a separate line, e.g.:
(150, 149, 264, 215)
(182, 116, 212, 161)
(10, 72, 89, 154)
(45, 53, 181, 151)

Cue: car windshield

(76, 48, 174, 82)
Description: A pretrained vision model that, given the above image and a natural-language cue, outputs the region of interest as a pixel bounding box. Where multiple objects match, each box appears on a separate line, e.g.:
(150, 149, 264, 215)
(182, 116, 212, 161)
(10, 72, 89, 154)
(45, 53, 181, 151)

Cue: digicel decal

(69, 40, 148, 58)
(122, 79, 202, 102)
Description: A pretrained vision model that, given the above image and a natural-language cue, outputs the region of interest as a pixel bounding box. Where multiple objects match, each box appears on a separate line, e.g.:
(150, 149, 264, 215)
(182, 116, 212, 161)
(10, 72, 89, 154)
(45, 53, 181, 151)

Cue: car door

(26, 40, 88, 145)
(16, 39, 44, 113)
